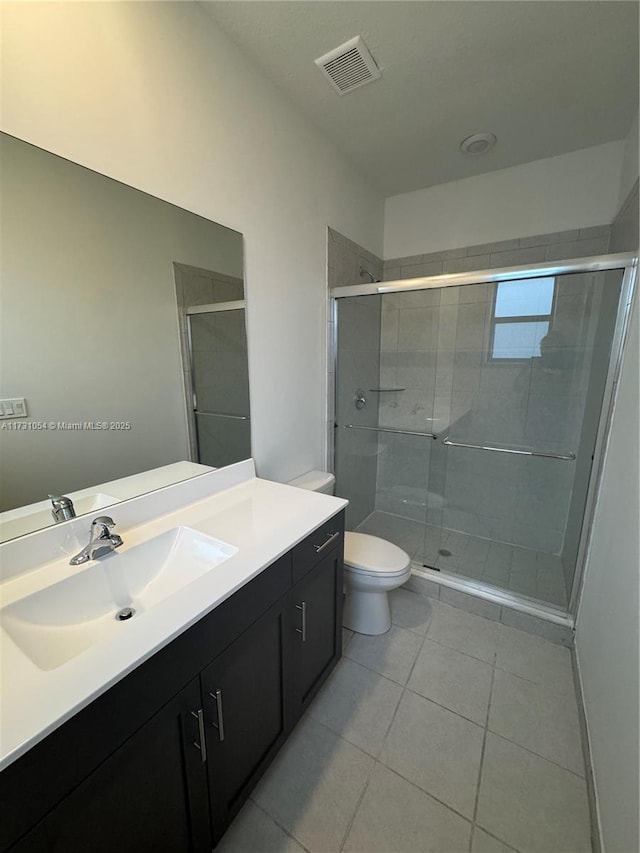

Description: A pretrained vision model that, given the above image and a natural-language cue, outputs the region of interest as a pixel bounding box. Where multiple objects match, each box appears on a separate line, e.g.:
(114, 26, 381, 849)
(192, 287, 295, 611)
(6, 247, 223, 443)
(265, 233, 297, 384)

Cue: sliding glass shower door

(420, 271, 622, 608)
(334, 265, 625, 612)
(188, 307, 250, 467)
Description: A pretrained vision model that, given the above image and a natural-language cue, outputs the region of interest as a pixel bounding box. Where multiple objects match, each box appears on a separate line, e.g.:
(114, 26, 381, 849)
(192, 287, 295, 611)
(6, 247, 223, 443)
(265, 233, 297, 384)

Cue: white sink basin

(1, 526, 238, 670)
(0, 493, 119, 543)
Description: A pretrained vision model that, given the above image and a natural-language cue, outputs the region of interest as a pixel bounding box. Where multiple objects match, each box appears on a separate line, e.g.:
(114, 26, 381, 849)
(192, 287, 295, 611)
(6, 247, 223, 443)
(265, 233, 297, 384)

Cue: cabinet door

(7, 824, 49, 853)
(292, 545, 343, 718)
(201, 597, 292, 845)
(43, 678, 211, 853)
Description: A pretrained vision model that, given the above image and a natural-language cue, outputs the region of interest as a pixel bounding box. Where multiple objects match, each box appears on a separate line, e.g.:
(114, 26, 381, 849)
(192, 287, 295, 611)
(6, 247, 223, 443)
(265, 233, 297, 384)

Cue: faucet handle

(49, 494, 76, 523)
(49, 494, 71, 506)
(90, 516, 119, 543)
(92, 516, 116, 528)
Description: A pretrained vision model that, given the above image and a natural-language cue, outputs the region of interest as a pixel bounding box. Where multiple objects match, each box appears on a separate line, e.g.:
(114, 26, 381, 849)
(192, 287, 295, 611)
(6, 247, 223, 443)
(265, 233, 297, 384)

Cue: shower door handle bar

(195, 411, 250, 421)
(441, 436, 575, 461)
(344, 424, 436, 439)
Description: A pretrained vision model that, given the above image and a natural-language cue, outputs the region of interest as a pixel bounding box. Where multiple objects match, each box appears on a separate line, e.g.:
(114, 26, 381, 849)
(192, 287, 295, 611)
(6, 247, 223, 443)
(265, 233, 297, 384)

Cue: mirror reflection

(0, 133, 250, 541)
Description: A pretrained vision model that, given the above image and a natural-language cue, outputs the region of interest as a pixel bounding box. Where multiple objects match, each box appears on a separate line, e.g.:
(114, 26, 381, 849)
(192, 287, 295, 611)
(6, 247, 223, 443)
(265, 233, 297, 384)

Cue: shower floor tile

(355, 511, 568, 608)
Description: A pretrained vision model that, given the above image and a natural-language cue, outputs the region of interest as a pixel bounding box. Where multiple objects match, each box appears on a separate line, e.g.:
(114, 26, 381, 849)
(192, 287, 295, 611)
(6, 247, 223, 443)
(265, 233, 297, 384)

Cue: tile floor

(356, 511, 568, 608)
(216, 588, 591, 853)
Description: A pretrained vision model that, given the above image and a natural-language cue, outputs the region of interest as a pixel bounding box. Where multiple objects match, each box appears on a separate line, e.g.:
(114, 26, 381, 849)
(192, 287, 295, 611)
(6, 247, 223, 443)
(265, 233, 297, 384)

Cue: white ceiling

(201, 1, 639, 197)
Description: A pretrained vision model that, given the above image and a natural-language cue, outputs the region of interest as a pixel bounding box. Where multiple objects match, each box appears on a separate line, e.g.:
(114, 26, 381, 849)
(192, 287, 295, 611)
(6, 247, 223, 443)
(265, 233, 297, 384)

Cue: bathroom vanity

(0, 462, 346, 852)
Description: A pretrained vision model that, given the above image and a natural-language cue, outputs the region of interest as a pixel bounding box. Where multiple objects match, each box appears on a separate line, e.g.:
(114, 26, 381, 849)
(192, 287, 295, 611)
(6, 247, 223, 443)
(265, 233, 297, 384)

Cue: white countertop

(0, 461, 347, 770)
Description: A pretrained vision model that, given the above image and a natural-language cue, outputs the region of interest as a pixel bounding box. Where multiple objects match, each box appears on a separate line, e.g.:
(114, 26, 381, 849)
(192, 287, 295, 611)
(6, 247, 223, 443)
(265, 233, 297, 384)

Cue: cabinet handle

(295, 601, 307, 642)
(313, 531, 340, 554)
(191, 709, 207, 763)
(209, 689, 225, 742)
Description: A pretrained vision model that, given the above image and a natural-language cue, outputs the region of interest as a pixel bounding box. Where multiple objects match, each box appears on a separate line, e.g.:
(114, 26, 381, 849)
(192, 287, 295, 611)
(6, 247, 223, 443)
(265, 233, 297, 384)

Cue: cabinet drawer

(292, 511, 344, 584)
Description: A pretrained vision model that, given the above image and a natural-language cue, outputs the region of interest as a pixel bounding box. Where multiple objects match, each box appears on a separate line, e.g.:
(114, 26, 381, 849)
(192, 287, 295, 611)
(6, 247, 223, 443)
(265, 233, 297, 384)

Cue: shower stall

(332, 257, 635, 615)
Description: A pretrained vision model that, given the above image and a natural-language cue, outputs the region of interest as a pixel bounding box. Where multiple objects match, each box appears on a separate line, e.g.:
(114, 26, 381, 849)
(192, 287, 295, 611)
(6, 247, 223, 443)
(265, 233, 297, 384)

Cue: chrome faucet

(49, 494, 76, 523)
(69, 516, 123, 565)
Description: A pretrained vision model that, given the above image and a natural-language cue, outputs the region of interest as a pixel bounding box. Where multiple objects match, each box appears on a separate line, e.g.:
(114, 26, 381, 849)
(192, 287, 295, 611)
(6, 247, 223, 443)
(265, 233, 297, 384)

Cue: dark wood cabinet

(5, 827, 48, 853)
(43, 678, 211, 853)
(202, 596, 293, 845)
(2, 511, 344, 853)
(292, 545, 343, 717)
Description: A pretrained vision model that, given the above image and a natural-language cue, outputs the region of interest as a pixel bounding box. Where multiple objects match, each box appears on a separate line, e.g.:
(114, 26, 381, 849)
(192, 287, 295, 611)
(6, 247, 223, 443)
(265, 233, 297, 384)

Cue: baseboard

(572, 646, 603, 853)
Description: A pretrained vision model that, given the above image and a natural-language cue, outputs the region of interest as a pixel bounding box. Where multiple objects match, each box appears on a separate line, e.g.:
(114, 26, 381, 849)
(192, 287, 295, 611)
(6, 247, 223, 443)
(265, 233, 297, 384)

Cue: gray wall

(0, 134, 242, 510)
(576, 291, 639, 853)
(609, 179, 639, 253)
(575, 177, 638, 853)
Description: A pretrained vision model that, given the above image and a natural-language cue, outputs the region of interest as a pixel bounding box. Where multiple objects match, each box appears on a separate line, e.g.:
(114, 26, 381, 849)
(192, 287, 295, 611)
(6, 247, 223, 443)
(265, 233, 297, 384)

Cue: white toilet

(287, 470, 411, 635)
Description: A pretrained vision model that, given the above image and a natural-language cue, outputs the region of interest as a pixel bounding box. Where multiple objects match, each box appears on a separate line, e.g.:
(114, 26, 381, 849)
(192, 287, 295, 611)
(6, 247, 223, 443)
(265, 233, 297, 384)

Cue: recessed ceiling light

(460, 133, 497, 155)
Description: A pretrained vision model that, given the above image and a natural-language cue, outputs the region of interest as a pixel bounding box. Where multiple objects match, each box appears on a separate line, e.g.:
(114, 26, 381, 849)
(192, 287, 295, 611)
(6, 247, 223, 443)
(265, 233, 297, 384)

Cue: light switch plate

(0, 398, 28, 419)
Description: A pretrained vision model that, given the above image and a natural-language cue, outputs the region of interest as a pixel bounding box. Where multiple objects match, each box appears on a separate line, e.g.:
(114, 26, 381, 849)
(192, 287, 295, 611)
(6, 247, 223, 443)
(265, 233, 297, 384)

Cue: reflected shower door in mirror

(333, 267, 625, 613)
(0, 133, 249, 541)
(186, 305, 250, 467)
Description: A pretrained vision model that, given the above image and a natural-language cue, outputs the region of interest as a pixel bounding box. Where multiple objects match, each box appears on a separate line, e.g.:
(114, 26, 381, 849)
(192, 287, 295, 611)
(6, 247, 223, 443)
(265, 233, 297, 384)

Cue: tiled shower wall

(382, 225, 612, 281)
(327, 227, 383, 290)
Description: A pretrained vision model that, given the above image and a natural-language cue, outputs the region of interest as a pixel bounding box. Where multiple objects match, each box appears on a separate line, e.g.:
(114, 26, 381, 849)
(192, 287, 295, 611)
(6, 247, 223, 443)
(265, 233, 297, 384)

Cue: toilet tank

(287, 470, 335, 495)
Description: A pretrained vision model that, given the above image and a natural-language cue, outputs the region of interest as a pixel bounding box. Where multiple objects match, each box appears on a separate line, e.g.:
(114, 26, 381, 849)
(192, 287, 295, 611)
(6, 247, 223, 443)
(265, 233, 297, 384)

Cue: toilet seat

(344, 532, 410, 578)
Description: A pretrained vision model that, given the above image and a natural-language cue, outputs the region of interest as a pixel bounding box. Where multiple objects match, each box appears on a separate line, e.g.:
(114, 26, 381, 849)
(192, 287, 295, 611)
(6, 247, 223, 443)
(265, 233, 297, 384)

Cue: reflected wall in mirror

(0, 133, 250, 540)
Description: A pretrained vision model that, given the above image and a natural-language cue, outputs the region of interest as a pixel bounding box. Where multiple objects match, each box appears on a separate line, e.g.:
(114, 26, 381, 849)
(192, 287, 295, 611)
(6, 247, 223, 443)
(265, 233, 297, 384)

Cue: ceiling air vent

(315, 36, 381, 96)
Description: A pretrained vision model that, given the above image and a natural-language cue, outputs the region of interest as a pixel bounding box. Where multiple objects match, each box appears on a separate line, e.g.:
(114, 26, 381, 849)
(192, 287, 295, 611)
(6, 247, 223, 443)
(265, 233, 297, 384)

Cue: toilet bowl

(287, 470, 411, 635)
(342, 532, 411, 634)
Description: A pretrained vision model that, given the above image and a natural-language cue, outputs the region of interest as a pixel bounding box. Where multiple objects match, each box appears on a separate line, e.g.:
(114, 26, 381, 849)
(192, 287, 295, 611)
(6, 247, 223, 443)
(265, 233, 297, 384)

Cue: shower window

(490, 276, 556, 360)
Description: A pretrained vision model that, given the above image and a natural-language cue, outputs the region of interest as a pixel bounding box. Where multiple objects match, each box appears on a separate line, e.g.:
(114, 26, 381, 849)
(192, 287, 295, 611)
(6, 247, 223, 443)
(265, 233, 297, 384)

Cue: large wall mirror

(0, 133, 250, 541)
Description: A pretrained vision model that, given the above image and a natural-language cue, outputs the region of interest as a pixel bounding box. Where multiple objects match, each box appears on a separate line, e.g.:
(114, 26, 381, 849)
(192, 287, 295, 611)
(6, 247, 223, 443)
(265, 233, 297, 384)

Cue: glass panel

(190, 310, 249, 417)
(492, 320, 549, 359)
(189, 308, 250, 467)
(425, 269, 623, 608)
(494, 277, 555, 317)
(335, 295, 383, 532)
(195, 413, 250, 468)
(334, 291, 437, 553)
